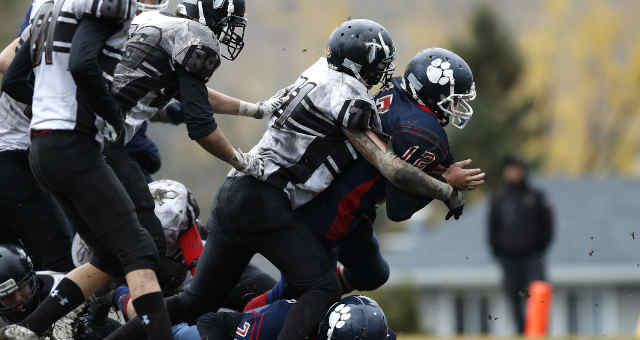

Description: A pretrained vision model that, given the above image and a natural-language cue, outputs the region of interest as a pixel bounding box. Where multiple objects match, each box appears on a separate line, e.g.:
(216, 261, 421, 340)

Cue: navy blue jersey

(236, 300, 396, 340)
(296, 77, 452, 240)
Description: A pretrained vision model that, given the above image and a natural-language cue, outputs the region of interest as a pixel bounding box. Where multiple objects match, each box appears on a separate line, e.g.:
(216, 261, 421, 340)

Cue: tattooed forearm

(343, 128, 453, 201)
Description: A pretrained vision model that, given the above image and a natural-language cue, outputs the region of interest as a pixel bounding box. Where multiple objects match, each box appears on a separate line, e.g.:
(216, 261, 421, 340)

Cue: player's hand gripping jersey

(230, 57, 382, 209)
(112, 10, 222, 143)
(26, 0, 135, 142)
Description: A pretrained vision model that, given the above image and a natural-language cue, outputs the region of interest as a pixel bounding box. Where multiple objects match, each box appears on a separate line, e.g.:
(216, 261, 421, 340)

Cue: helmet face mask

(215, 14, 247, 61)
(437, 81, 476, 129)
(176, 0, 247, 61)
(0, 277, 37, 313)
(0, 245, 39, 316)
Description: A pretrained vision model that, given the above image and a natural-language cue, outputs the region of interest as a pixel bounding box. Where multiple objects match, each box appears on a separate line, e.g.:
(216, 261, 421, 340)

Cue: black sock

(131, 292, 173, 340)
(22, 277, 85, 334)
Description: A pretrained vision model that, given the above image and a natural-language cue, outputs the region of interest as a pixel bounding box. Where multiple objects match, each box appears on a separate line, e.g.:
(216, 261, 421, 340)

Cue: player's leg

(103, 142, 167, 256)
(104, 141, 186, 294)
(0, 150, 74, 272)
(336, 217, 390, 292)
(222, 264, 277, 312)
(27, 132, 173, 340)
(250, 216, 341, 340)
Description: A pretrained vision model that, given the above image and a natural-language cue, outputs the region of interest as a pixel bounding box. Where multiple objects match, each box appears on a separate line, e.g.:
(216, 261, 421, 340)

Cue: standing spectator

(488, 155, 553, 334)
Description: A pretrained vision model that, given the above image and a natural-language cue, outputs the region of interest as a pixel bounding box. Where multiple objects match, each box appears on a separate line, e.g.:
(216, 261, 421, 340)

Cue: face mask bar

(362, 57, 395, 88)
(437, 82, 476, 129)
(217, 16, 247, 61)
(0, 275, 37, 313)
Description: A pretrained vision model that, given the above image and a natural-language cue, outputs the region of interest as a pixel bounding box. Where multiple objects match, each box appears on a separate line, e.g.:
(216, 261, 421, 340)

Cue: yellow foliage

(520, 0, 640, 175)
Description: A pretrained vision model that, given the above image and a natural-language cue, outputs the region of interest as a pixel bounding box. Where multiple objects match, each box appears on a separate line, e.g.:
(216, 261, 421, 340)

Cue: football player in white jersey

(109, 18, 479, 340)
(0, 0, 177, 339)
(0, 3, 75, 274)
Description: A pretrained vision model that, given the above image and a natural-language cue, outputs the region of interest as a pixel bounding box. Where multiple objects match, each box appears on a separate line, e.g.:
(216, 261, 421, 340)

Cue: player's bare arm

(0, 38, 18, 74)
(343, 128, 454, 201)
(206, 87, 285, 119)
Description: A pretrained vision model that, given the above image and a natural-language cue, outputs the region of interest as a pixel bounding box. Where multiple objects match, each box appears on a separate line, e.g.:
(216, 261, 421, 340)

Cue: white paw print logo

(426, 58, 454, 85)
(326, 304, 352, 340)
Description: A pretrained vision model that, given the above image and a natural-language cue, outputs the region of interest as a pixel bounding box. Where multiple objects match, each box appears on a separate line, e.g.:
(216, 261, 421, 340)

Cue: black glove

(165, 102, 185, 125)
(444, 189, 464, 220)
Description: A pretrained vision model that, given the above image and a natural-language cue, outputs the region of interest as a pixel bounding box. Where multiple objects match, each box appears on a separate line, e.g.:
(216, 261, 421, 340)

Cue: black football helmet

(401, 48, 476, 128)
(327, 19, 396, 88)
(0, 244, 39, 316)
(177, 0, 247, 60)
(318, 295, 390, 340)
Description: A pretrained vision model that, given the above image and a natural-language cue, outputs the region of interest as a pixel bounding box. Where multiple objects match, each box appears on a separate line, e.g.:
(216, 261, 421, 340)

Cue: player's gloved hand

(444, 188, 464, 220)
(255, 87, 289, 119)
(233, 148, 264, 179)
(102, 116, 125, 145)
(165, 102, 185, 124)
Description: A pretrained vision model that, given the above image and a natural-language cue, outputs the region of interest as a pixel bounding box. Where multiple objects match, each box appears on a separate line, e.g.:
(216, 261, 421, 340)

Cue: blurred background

(2, 0, 640, 337)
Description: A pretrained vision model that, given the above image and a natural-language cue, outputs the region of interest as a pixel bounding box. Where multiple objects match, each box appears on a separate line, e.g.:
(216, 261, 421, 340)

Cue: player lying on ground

(0, 179, 276, 339)
(110, 294, 396, 340)
(244, 47, 480, 310)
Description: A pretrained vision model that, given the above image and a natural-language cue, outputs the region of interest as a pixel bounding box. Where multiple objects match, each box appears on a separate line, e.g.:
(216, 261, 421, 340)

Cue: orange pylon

(524, 280, 553, 338)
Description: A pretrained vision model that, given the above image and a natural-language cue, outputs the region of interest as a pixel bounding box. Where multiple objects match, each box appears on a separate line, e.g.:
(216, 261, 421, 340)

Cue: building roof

(383, 176, 640, 287)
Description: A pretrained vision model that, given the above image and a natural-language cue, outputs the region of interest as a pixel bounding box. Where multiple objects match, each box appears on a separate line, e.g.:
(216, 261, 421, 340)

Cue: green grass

(397, 335, 635, 340)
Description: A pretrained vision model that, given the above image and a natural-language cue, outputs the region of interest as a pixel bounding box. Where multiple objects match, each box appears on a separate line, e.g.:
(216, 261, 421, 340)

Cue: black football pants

(0, 150, 74, 272)
(166, 175, 342, 340)
(29, 132, 159, 277)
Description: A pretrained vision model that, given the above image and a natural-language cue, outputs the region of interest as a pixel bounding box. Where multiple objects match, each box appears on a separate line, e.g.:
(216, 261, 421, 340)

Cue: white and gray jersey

(29, 0, 135, 142)
(0, 93, 30, 152)
(0, 2, 43, 152)
(230, 58, 382, 209)
(112, 11, 220, 143)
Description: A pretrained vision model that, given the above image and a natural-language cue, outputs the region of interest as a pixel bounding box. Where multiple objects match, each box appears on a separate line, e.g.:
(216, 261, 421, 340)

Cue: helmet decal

(326, 304, 352, 339)
(426, 58, 454, 86)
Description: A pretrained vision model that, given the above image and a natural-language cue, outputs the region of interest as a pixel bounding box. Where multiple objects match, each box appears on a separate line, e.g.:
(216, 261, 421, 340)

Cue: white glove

(233, 148, 264, 179)
(255, 87, 290, 119)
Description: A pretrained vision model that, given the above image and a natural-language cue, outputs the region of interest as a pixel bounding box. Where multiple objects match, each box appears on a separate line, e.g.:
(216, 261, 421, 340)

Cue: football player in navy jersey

(244, 48, 481, 308)
(195, 295, 394, 340)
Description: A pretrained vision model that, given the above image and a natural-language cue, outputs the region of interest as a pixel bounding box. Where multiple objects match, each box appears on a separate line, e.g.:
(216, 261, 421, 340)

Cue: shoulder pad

(85, 0, 135, 23)
(174, 22, 221, 81)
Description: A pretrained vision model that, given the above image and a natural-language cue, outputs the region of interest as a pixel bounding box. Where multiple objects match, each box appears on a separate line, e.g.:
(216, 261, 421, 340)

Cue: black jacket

(488, 182, 553, 258)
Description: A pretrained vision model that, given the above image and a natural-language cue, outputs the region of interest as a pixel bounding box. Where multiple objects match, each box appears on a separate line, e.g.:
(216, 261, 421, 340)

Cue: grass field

(397, 335, 636, 340)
